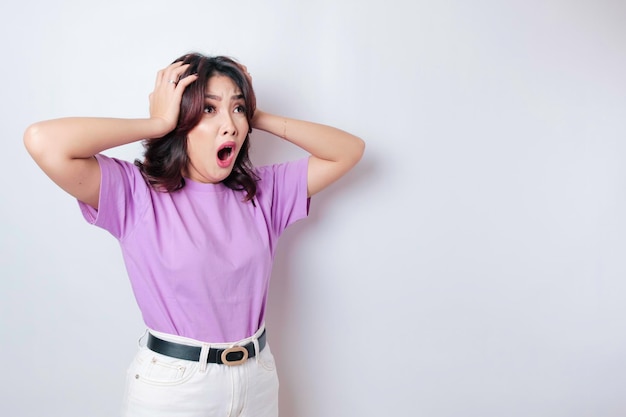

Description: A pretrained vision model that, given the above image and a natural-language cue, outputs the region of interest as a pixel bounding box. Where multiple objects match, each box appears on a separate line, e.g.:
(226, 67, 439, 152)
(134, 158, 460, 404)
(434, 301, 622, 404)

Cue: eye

(234, 105, 246, 114)
(203, 105, 216, 113)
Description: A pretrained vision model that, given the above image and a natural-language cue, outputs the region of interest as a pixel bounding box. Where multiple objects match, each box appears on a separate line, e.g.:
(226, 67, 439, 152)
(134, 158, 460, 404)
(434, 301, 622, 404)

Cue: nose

(220, 112, 237, 136)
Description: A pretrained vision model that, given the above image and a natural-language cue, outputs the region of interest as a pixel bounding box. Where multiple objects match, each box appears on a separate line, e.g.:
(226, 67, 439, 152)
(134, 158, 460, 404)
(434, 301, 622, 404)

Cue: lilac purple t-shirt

(78, 154, 309, 343)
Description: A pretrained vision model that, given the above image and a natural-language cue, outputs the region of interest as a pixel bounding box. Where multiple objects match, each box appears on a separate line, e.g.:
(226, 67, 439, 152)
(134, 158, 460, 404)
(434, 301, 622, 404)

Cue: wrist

(146, 117, 176, 138)
(251, 109, 266, 130)
(251, 111, 285, 137)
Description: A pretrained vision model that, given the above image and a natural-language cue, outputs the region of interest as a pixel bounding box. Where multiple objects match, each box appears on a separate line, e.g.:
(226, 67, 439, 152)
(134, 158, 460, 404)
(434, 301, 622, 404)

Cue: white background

(2, 1, 626, 416)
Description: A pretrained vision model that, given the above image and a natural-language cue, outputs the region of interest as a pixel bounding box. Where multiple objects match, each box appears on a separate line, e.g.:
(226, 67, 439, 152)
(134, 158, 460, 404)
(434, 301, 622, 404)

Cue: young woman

(24, 52, 364, 416)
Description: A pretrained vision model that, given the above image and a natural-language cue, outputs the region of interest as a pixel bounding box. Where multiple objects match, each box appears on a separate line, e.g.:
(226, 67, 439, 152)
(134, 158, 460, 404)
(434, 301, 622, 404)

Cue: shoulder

(95, 153, 140, 174)
(95, 154, 147, 186)
(252, 157, 309, 202)
(95, 154, 152, 206)
(253, 157, 309, 181)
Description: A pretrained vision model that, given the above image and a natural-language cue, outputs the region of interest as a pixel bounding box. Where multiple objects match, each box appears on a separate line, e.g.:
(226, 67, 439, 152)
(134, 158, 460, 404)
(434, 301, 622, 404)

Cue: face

(185, 75, 249, 183)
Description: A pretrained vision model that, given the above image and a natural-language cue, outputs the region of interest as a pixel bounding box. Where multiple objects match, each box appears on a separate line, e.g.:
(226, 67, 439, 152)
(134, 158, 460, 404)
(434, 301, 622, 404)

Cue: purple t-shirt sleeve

(255, 157, 310, 237)
(77, 154, 149, 240)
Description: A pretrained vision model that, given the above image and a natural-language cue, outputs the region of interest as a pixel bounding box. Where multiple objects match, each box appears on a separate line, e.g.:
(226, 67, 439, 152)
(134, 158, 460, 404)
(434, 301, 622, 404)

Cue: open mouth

(218, 146, 232, 161)
(216, 142, 236, 168)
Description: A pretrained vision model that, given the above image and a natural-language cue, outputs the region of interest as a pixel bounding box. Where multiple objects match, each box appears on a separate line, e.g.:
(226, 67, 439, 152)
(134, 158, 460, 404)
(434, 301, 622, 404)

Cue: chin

(215, 167, 235, 182)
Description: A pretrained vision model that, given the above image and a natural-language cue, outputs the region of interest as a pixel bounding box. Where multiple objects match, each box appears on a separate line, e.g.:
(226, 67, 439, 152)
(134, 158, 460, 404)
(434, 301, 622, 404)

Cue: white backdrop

(2, 1, 626, 416)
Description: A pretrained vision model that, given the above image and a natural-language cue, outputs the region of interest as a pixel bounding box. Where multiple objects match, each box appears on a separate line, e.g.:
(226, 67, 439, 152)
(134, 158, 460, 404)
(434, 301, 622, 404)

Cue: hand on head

(149, 61, 198, 135)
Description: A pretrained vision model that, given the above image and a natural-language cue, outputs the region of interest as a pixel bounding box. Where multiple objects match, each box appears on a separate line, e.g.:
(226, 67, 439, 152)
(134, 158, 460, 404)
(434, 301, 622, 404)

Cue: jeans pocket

(130, 347, 198, 387)
(258, 345, 277, 372)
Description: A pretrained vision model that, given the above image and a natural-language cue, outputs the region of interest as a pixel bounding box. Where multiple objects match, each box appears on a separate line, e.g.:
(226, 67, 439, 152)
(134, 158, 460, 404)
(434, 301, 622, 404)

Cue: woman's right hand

(148, 62, 198, 135)
(23, 62, 199, 209)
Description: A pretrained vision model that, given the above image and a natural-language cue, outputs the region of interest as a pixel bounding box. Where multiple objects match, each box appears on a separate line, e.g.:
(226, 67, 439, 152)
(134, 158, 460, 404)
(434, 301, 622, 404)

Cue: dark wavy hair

(134, 52, 259, 201)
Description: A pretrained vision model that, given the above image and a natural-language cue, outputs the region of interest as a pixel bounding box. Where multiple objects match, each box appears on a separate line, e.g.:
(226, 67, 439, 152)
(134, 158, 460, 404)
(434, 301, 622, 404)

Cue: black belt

(147, 329, 267, 366)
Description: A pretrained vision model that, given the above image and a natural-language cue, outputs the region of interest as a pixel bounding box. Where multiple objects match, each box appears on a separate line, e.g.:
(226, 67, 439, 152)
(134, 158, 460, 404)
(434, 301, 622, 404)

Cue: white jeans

(122, 326, 279, 417)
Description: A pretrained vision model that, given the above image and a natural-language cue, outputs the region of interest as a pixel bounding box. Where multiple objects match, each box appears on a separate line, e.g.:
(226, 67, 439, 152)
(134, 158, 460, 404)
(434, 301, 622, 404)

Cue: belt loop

(199, 344, 210, 372)
(253, 338, 260, 365)
(137, 329, 148, 347)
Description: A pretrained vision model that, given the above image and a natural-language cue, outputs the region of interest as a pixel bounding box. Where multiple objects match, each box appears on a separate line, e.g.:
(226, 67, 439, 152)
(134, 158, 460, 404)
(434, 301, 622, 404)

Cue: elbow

(357, 136, 366, 159)
(23, 123, 45, 160)
(350, 136, 366, 166)
(24, 122, 61, 170)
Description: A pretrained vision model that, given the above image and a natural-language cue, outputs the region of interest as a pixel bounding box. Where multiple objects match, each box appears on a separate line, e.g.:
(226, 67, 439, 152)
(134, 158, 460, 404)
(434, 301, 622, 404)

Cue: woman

(24, 52, 364, 416)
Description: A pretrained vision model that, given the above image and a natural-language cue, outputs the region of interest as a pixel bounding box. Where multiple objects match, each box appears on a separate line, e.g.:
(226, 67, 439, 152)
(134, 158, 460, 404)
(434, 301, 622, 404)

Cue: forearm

(252, 110, 364, 164)
(252, 110, 365, 196)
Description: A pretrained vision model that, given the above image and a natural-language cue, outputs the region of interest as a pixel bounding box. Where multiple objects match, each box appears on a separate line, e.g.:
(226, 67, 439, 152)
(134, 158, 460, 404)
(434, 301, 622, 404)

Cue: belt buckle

(221, 346, 248, 366)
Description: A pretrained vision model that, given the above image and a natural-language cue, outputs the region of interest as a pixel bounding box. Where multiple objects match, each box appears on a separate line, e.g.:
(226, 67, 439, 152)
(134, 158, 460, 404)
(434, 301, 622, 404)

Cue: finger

(155, 69, 165, 89)
(165, 64, 192, 87)
(163, 61, 185, 74)
(155, 62, 186, 88)
(175, 73, 198, 91)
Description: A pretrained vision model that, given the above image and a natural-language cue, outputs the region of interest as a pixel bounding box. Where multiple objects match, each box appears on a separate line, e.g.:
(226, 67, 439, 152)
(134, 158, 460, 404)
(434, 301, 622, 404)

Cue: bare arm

(24, 117, 170, 209)
(23, 62, 197, 209)
(251, 110, 365, 197)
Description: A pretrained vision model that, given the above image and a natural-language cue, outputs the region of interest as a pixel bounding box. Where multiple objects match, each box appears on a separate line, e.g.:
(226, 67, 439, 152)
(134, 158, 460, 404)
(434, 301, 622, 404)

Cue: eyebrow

(204, 93, 244, 101)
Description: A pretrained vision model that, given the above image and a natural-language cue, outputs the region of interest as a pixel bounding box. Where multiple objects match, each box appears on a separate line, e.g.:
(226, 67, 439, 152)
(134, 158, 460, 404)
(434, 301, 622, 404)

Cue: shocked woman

(24, 52, 364, 417)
